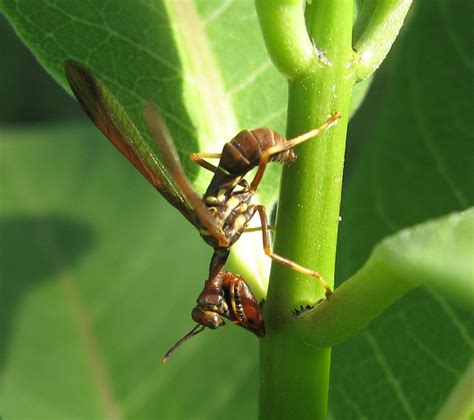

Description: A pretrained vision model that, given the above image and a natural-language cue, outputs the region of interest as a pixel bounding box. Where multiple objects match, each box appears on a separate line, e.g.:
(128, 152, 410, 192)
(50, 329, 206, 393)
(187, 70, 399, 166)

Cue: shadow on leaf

(0, 214, 94, 371)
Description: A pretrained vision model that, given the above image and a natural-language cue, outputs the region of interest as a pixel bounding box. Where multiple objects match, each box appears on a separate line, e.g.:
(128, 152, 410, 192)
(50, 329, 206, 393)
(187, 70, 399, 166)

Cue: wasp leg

(190, 152, 222, 173)
(243, 225, 276, 233)
(292, 304, 315, 318)
(249, 112, 340, 192)
(191, 153, 248, 189)
(255, 205, 333, 299)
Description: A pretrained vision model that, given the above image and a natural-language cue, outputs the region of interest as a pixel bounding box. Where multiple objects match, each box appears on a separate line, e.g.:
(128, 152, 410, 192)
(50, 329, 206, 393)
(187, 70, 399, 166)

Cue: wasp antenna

(162, 325, 206, 364)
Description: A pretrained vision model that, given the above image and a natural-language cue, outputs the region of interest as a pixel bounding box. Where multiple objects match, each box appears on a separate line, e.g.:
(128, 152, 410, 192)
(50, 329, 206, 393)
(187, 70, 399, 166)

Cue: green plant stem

(353, 0, 413, 80)
(255, 0, 320, 79)
(256, 0, 413, 417)
(259, 1, 354, 419)
(296, 252, 418, 348)
(297, 208, 474, 347)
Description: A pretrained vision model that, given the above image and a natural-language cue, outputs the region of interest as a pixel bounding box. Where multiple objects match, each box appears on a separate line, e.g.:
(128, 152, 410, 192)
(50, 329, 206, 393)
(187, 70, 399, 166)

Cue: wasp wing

(145, 105, 229, 248)
(64, 60, 197, 226)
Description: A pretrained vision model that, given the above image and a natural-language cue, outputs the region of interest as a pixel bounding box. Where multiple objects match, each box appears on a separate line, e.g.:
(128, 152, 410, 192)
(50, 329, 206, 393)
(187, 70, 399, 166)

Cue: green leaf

(0, 0, 286, 196)
(0, 124, 259, 419)
(329, 0, 474, 418)
(0, 0, 289, 291)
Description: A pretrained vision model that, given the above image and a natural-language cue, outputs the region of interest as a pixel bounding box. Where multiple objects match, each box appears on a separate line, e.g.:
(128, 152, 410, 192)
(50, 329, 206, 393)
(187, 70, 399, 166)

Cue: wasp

(65, 61, 340, 362)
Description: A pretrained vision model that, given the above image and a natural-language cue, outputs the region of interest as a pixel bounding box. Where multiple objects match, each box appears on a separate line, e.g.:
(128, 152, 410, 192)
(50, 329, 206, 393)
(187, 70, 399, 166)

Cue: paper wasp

(65, 61, 340, 362)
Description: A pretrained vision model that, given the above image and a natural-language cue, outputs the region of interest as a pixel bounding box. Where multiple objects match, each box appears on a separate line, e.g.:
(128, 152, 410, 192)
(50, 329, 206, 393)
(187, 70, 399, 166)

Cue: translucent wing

(145, 105, 229, 247)
(64, 60, 197, 226)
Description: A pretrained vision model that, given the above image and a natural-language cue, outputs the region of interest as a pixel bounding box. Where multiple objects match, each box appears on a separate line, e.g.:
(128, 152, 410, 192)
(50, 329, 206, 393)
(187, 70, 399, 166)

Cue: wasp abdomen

(219, 128, 295, 177)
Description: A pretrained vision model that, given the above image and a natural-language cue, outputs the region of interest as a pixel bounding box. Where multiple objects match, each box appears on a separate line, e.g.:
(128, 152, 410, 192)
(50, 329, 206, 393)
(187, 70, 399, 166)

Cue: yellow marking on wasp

(233, 214, 248, 231)
(239, 203, 248, 213)
(229, 283, 238, 320)
(229, 177, 240, 188)
(205, 196, 218, 204)
(217, 188, 227, 202)
(226, 195, 240, 210)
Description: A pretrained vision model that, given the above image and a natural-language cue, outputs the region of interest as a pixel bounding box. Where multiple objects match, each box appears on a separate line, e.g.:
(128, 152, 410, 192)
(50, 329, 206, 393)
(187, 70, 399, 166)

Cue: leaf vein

(364, 330, 417, 419)
(409, 76, 468, 208)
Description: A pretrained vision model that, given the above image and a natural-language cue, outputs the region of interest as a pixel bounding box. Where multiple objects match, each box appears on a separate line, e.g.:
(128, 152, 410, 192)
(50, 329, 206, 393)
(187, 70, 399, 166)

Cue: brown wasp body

(65, 60, 339, 362)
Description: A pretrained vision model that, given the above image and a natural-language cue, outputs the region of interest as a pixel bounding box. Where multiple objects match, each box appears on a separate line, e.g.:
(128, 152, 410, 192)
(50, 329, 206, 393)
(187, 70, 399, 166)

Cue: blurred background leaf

(1, 124, 260, 418)
(1, 0, 472, 419)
